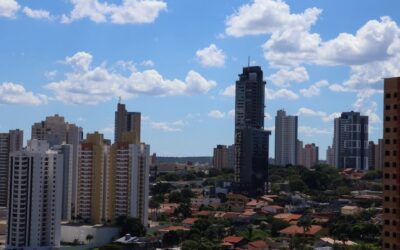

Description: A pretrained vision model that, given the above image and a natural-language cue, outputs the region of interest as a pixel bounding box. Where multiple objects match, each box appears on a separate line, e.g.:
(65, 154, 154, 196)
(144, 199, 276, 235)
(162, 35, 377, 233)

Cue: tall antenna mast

(118, 96, 122, 104)
(248, 56, 250, 67)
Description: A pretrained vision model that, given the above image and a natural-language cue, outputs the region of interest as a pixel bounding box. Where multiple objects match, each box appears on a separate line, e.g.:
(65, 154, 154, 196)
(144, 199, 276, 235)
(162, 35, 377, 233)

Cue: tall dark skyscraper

(333, 111, 369, 170)
(234, 66, 271, 197)
(114, 102, 141, 144)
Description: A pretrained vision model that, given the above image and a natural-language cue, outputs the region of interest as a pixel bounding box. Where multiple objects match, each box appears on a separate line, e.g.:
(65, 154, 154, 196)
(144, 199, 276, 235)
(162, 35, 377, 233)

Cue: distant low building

(190, 197, 221, 207)
(341, 205, 363, 216)
(315, 237, 357, 248)
(226, 193, 250, 212)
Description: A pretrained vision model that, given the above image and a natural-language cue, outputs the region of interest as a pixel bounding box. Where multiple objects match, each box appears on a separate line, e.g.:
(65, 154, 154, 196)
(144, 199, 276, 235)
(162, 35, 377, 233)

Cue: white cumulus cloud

(221, 85, 235, 97)
(225, 0, 321, 37)
(300, 80, 329, 97)
(196, 44, 226, 68)
(45, 51, 217, 105)
(267, 67, 309, 87)
(266, 88, 298, 100)
(0, 82, 47, 105)
(150, 120, 187, 132)
(62, 0, 167, 24)
(0, 0, 20, 18)
(208, 110, 226, 119)
(22, 6, 53, 20)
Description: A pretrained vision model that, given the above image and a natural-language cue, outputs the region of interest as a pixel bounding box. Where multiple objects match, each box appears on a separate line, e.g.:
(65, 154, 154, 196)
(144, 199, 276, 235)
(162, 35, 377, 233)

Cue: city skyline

(1, 0, 399, 156)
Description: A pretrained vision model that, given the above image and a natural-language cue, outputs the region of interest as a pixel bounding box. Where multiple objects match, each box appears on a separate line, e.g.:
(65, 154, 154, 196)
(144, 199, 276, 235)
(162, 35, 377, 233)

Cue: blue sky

(0, 0, 399, 157)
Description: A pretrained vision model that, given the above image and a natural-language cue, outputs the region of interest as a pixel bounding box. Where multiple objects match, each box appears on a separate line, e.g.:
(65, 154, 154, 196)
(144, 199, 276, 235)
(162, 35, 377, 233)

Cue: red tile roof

(274, 213, 302, 222)
(182, 217, 198, 225)
(280, 225, 322, 236)
(248, 240, 268, 249)
(223, 236, 244, 244)
(193, 210, 212, 216)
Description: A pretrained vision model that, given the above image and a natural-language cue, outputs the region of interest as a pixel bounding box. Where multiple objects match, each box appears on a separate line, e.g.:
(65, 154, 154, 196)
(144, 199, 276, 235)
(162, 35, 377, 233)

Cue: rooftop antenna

(118, 96, 122, 104)
(248, 56, 250, 67)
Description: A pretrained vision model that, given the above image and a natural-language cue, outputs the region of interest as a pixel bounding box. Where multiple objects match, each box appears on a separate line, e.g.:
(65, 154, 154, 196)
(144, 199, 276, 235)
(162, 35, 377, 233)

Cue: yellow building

(77, 132, 109, 224)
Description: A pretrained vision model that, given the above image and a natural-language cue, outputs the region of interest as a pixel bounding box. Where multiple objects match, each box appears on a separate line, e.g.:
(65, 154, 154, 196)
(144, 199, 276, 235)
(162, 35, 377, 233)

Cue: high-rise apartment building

(376, 139, 384, 170)
(77, 132, 109, 224)
(227, 144, 235, 170)
(298, 143, 319, 169)
(234, 66, 271, 197)
(9, 129, 23, 152)
(7, 140, 63, 249)
(326, 146, 334, 166)
(368, 141, 378, 170)
(275, 110, 298, 166)
(107, 132, 150, 226)
(296, 140, 303, 166)
(0, 129, 23, 207)
(369, 139, 384, 170)
(333, 111, 368, 170)
(213, 145, 229, 169)
(114, 102, 141, 144)
(383, 77, 400, 249)
(31, 115, 82, 217)
(52, 144, 73, 221)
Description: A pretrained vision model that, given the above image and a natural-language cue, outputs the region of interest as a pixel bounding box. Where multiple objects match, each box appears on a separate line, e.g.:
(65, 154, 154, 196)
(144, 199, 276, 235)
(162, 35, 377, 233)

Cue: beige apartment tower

(383, 77, 400, 249)
(77, 132, 109, 224)
(115, 102, 141, 144)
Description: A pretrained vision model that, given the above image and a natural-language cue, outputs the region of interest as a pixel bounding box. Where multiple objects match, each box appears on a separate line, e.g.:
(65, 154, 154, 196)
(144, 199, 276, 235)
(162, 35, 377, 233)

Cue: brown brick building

(383, 77, 400, 250)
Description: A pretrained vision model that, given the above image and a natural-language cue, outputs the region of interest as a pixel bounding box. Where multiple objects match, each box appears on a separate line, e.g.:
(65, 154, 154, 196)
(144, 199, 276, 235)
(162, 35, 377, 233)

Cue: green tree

(174, 203, 192, 218)
(151, 182, 173, 194)
(271, 219, 290, 237)
(163, 230, 184, 246)
(182, 240, 199, 250)
(297, 216, 312, 234)
(115, 216, 146, 237)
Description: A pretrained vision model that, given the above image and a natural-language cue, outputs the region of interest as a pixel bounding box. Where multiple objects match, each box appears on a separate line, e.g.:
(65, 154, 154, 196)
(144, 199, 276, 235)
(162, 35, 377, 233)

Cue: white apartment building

(107, 140, 150, 227)
(7, 140, 63, 249)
